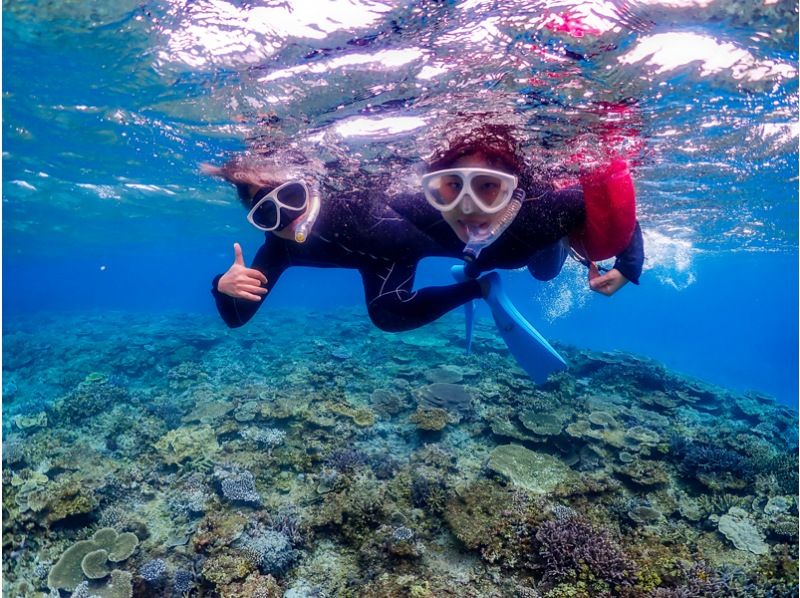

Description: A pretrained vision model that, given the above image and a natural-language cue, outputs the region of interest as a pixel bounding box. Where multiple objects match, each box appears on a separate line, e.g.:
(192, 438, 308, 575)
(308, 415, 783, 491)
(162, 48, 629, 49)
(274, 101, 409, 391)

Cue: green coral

(444, 480, 544, 568)
(486, 444, 577, 494)
(409, 407, 450, 431)
(48, 528, 139, 591)
(201, 551, 256, 588)
(41, 481, 99, 526)
(53, 374, 129, 420)
(153, 424, 220, 467)
(81, 549, 111, 579)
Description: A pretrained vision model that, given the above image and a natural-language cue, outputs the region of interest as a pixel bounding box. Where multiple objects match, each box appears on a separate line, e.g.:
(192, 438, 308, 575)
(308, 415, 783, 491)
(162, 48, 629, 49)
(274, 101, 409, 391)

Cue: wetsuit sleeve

(359, 261, 482, 332)
(612, 221, 644, 285)
(211, 237, 290, 328)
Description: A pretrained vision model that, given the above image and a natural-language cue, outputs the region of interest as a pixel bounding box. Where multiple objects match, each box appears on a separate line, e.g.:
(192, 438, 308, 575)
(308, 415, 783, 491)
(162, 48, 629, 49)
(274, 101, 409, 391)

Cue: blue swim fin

(451, 266, 474, 354)
(452, 266, 568, 383)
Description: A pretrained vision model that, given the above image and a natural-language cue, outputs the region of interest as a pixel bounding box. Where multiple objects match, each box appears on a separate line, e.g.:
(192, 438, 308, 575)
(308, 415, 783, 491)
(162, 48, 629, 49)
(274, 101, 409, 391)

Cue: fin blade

(451, 265, 475, 354)
(485, 278, 568, 383)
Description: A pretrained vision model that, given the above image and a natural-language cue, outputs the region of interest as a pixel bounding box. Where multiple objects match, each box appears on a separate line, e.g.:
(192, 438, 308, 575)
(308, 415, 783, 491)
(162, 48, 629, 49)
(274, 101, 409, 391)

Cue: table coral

(47, 528, 138, 592)
(153, 424, 220, 468)
(718, 507, 769, 555)
(486, 444, 577, 494)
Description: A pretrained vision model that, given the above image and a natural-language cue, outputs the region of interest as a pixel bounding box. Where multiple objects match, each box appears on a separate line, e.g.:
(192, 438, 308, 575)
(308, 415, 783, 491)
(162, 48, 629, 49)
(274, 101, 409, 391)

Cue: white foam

(642, 229, 698, 290)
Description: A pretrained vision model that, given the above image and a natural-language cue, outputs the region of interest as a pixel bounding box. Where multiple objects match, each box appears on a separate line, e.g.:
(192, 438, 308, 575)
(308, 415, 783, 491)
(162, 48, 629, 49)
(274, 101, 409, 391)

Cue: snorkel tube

(290, 181, 321, 243)
(462, 187, 525, 275)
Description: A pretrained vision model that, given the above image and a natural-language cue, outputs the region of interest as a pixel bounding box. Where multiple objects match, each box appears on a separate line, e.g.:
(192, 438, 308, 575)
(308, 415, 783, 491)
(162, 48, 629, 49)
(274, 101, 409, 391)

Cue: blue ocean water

(4, 245, 798, 403)
(3, 2, 799, 597)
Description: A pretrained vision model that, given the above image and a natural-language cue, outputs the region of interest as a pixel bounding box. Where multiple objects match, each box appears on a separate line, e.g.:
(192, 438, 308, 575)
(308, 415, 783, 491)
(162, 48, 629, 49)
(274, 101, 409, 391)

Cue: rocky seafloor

(2, 309, 798, 598)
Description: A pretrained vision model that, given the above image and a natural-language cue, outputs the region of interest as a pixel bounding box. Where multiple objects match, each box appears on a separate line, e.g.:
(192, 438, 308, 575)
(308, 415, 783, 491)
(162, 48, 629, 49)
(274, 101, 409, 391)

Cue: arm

(587, 221, 643, 296)
(573, 159, 643, 296)
(611, 221, 643, 284)
(211, 238, 289, 328)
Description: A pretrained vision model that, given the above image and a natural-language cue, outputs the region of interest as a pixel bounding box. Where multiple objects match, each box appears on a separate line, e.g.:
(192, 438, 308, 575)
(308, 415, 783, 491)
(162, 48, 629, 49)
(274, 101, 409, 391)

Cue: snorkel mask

(247, 180, 320, 243)
(421, 167, 524, 264)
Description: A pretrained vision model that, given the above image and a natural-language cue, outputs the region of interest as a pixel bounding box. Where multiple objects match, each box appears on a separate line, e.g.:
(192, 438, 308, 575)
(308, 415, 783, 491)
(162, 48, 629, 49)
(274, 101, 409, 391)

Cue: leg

(360, 262, 482, 332)
(527, 238, 569, 282)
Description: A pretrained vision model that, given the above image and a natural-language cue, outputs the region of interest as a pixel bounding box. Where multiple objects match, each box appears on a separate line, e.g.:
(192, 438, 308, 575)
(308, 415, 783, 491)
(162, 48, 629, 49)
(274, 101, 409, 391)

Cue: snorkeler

(208, 130, 643, 337)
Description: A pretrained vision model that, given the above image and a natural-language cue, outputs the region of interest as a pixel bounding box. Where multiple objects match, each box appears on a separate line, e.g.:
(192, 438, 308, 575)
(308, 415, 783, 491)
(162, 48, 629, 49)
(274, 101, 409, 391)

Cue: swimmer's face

(438, 153, 516, 243)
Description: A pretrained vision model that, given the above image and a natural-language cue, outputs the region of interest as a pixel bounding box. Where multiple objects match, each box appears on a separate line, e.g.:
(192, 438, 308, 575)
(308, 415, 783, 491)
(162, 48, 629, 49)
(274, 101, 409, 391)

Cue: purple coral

(268, 509, 304, 547)
(139, 558, 167, 583)
(670, 436, 754, 480)
(214, 466, 261, 506)
(325, 448, 368, 473)
(534, 515, 636, 588)
(173, 569, 194, 593)
(370, 452, 400, 480)
(237, 522, 298, 575)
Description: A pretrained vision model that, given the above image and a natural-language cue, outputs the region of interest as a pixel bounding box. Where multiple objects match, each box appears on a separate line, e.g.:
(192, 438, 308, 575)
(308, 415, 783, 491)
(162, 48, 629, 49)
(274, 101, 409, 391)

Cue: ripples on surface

(3, 0, 798, 252)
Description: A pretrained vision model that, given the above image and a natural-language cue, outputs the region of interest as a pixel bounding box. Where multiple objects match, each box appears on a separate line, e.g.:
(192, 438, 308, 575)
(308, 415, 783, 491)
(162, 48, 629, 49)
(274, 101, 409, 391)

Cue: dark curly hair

(202, 148, 323, 209)
(425, 122, 541, 194)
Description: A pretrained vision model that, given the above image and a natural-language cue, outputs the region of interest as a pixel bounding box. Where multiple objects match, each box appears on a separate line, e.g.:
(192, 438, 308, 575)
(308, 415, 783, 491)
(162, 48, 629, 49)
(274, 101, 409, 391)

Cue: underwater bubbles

(642, 228, 697, 290)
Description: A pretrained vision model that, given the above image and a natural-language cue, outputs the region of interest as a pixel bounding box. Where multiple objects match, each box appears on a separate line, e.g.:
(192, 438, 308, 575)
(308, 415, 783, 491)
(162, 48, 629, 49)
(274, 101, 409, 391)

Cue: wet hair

(427, 124, 523, 172)
(425, 123, 538, 193)
(202, 148, 322, 209)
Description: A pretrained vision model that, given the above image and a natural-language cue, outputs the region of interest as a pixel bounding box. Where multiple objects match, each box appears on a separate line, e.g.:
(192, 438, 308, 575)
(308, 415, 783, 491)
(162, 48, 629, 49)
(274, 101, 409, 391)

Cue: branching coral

(533, 513, 636, 590)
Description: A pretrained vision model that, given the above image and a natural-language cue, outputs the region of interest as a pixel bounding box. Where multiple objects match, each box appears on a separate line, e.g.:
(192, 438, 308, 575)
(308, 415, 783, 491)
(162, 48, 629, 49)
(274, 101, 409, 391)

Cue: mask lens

(471, 174, 506, 207)
(251, 199, 279, 230)
(276, 182, 308, 209)
(426, 173, 465, 208)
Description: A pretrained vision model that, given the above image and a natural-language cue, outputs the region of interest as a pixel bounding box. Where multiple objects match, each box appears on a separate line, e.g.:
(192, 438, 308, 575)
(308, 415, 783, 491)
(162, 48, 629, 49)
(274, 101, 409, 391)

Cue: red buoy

(570, 159, 636, 261)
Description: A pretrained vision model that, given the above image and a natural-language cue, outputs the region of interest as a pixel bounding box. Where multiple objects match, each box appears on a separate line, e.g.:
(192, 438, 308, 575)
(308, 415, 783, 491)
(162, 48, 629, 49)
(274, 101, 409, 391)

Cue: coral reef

(2, 310, 797, 597)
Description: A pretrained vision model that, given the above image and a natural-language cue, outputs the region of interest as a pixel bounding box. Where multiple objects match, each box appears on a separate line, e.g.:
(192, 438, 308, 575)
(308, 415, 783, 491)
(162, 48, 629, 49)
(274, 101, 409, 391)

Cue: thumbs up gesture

(217, 243, 269, 301)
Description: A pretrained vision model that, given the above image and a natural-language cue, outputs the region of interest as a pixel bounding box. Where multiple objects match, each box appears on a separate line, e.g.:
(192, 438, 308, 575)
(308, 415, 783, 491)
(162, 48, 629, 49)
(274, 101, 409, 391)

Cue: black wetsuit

(211, 184, 644, 332)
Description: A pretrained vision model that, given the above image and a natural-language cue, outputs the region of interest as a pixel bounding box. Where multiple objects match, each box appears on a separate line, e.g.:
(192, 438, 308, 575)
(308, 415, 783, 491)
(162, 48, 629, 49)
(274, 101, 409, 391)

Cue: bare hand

(217, 243, 268, 301)
(589, 266, 628, 297)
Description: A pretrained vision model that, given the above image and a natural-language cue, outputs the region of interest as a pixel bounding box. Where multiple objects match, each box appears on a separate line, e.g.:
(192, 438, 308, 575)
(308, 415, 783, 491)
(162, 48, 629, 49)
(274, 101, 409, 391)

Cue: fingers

(589, 272, 617, 296)
(230, 282, 267, 302)
(233, 243, 245, 266)
(243, 267, 268, 284)
(230, 244, 267, 283)
(240, 284, 267, 296)
(588, 262, 601, 281)
(592, 283, 615, 296)
(217, 265, 269, 301)
(237, 290, 264, 302)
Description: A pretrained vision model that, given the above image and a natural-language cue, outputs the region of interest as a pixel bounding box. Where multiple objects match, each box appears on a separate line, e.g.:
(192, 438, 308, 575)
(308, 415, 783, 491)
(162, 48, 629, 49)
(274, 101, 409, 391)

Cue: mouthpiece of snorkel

(462, 187, 525, 266)
(291, 182, 321, 243)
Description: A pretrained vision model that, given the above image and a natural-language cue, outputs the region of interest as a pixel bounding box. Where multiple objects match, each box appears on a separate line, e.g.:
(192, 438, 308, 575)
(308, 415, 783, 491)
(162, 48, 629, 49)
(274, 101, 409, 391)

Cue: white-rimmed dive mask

(421, 167, 519, 214)
(246, 180, 309, 232)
